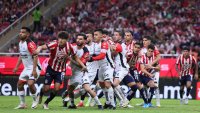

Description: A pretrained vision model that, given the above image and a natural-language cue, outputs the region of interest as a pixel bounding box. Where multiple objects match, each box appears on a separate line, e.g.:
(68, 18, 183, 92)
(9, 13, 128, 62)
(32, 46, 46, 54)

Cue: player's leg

(68, 84, 77, 109)
(27, 79, 38, 109)
(179, 76, 185, 104)
(185, 75, 192, 104)
(154, 72, 160, 107)
(14, 69, 28, 109)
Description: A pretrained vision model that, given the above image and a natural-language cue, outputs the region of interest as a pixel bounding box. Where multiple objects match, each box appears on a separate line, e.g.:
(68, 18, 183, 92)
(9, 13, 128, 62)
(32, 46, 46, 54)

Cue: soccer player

(89, 29, 115, 109)
(76, 32, 100, 107)
(139, 44, 160, 108)
(63, 33, 103, 109)
(13, 27, 41, 109)
(141, 36, 161, 107)
(125, 42, 148, 107)
(112, 31, 130, 107)
(176, 47, 198, 104)
(36, 31, 87, 109)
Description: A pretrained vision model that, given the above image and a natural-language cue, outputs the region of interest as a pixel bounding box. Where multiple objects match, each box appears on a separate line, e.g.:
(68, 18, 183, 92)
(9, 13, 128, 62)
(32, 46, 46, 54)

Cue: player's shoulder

(83, 46, 89, 53)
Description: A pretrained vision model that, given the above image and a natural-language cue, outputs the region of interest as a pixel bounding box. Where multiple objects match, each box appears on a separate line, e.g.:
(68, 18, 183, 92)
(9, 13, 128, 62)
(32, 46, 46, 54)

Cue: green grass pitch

(0, 96, 200, 113)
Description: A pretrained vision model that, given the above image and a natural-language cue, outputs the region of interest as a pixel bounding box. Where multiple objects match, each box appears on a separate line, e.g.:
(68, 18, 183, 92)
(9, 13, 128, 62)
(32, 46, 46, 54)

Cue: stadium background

(0, 0, 200, 100)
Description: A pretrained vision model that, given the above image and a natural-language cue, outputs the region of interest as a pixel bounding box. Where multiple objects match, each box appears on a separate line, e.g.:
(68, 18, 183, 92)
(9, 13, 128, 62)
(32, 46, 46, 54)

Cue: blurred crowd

(0, 0, 41, 32)
(7, 0, 200, 57)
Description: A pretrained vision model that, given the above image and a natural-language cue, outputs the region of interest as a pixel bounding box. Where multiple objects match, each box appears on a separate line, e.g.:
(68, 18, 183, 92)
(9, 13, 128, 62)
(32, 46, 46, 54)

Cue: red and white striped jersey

(19, 38, 41, 69)
(138, 54, 155, 76)
(125, 41, 135, 56)
(71, 44, 89, 71)
(46, 40, 75, 72)
(176, 54, 196, 76)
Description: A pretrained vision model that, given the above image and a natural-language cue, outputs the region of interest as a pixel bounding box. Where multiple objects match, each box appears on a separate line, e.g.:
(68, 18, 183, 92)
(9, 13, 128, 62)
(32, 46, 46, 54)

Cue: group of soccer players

(13, 27, 198, 110)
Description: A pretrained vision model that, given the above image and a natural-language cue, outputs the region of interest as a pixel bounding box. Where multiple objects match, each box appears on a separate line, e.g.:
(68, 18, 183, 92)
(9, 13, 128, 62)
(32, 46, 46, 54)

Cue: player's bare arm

(194, 59, 199, 80)
(72, 55, 87, 72)
(150, 54, 161, 66)
(13, 56, 22, 74)
(140, 63, 153, 77)
(32, 54, 38, 79)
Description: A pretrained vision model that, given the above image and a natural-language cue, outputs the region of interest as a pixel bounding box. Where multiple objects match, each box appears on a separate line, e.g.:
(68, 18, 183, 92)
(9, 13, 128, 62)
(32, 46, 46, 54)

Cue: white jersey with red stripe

(114, 43, 129, 71)
(85, 42, 99, 72)
(93, 41, 115, 68)
(176, 54, 196, 76)
(138, 54, 155, 76)
(19, 38, 41, 69)
(71, 44, 89, 71)
(46, 40, 75, 72)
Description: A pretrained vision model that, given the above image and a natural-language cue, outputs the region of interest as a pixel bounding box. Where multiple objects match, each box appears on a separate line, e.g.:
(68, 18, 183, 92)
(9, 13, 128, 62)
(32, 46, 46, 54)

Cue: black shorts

(179, 75, 192, 86)
(139, 75, 153, 86)
(44, 65, 65, 85)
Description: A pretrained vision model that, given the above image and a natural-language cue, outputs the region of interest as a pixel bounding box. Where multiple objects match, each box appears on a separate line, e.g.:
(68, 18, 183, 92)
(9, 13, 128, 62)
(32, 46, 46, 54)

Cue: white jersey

(19, 39, 41, 69)
(140, 47, 147, 55)
(93, 41, 114, 68)
(85, 42, 99, 72)
(114, 43, 129, 71)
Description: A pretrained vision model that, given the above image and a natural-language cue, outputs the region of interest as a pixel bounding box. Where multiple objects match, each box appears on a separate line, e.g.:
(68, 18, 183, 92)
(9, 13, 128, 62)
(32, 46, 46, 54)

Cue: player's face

(94, 31, 102, 43)
(76, 36, 85, 46)
(58, 38, 67, 47)
(86, 33, 93, 44)
(147, 48, 154, 57)
(124, 32, 132, 42)
(19, 29, 29, 40)
(143, 38, 150, 47)
(113, 32, 121, 42)
(183, 50, 189, 58)
(133, 44, 141, 53)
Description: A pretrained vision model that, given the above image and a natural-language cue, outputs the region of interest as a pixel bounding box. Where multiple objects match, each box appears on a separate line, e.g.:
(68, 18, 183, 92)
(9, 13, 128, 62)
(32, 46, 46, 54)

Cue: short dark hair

(135, 42, 142, 47)
(58, 31, 69, 40)
(143, 35, 152, 41)
(77, 33, 87, 40)
(94, 29, 104, 34)
(182, 46, 190, 51)
(147, 44, 155, 50)
(125, 30, 133, 36)
(86, 31, 93, 36)
(114, 30, 123, 37)
(21, 27, 31, 33)
(102, 30, 109, 35)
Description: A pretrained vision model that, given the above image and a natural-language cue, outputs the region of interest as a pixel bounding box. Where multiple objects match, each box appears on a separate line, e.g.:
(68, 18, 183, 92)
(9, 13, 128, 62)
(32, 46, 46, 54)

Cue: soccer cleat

(98, 105, 103, 110)
(184, 98, 189, 105)
(14, 104, 27, 109)
(103, 103, 110, 109)
(136, 102, 144, 106)
(148, 103, 154, 107)
(122, 99, 129, 108)
(43, 104, 49, 110)
(142, 103, 149, 108)
(127, 104, 134, 108)
(63, 100, 68, 107)
(109, 105, 116, 110)
(156, 104, 161, 107)
(180, 98, 184, 104)
(76, 101, 84, 107)
(68, 104, 77, 109)
(31, 100, 39, 109)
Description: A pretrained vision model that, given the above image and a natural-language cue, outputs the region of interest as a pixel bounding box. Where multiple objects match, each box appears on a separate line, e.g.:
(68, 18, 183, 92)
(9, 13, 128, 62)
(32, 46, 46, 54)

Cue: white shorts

(98, 66, 114, 82)
(153, 72, 160, 87)
(83, 70, 98, 85)
(68, 70, 83, 86)
(115, 67, 129, 81)
(19, 67, 41, 81)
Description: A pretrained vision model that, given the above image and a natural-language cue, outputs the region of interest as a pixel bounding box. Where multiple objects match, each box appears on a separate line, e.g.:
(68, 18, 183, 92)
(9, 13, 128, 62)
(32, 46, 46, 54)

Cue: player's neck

(125, 40, 132, 45)
(77, 45, 84, 49)
(87, 41, 92, 46)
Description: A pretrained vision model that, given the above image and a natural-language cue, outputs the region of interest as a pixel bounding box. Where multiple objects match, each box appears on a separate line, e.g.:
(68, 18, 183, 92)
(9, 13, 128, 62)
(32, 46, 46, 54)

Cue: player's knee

(104, 81, 112, 88)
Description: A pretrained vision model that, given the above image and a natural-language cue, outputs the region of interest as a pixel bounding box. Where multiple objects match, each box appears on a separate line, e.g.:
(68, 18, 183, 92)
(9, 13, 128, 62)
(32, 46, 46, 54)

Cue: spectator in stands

(32, 7, 42, 32)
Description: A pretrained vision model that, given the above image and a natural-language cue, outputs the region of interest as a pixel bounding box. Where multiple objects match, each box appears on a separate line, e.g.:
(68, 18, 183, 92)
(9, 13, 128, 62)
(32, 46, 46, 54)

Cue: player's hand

(13, 67, 18, 74)
(194, 74, 198, 80)
(88, 56, 93, 62)
(81, 66, 88, 72)
(32, 70, 38, 80)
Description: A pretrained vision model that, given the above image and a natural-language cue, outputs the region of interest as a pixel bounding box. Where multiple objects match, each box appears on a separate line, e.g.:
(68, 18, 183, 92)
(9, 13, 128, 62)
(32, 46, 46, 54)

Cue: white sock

(103, 88, 110, 104)
(93, 96, 102, 105)
(31, 93, 37, 101)
(107, 87, 115, 107)
(18, 91, 25, 105)
(114, 87, 123, 101)
(155, 87, 160, 105)
(115, 85, 127, 101)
